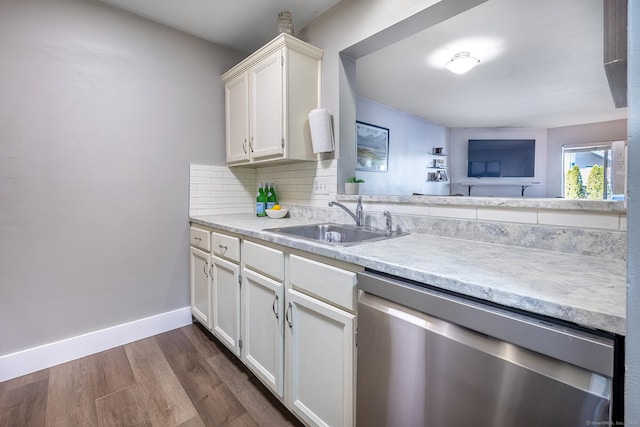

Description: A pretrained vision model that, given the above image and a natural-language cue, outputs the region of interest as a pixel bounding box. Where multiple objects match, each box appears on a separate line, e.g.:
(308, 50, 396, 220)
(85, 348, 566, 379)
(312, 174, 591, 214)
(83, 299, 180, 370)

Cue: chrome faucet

(329, 196, 364, 227)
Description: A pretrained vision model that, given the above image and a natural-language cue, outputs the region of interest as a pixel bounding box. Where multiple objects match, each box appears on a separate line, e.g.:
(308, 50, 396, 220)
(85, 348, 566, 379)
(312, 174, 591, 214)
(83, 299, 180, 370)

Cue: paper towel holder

(308, 108, 335, 154)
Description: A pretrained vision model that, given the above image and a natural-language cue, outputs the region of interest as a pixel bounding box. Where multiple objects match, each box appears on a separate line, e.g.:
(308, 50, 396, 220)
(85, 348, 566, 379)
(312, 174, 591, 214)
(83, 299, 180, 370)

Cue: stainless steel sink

(264, 223, 408, 246)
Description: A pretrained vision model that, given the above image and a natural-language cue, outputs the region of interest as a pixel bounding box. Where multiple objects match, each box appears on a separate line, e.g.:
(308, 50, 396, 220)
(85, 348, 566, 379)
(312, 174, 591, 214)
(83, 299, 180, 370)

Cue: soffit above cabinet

(98, 0, 342, 53)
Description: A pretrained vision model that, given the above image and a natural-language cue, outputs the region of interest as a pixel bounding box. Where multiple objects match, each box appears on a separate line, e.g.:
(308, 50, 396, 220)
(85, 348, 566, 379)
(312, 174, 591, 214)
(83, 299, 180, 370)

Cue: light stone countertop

(190, 214, 627, 335)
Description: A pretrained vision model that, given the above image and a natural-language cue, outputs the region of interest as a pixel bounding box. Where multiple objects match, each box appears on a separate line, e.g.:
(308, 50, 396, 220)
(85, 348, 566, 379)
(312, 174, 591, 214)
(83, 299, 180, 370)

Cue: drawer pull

(272, 294, 279, 319)
(285, 302, 293, 328)
(194, 237, 202, 243)
(218, 244, 228, 254)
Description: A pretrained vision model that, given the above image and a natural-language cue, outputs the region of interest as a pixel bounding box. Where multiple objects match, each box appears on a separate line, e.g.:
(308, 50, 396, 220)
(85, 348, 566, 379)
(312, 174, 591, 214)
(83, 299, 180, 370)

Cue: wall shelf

(456, 180, 542, 197)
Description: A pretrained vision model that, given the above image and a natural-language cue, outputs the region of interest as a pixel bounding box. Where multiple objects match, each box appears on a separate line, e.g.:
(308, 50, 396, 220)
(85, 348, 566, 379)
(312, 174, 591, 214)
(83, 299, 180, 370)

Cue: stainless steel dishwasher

(356, 271, 622, 427)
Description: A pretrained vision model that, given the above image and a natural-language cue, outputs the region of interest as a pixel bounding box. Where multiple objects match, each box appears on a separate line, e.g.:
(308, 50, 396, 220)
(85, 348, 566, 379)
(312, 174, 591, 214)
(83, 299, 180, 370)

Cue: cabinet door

(241, 269, 285, 397)
(249, 49, 284, 160)
(225, 72, 250, 164)
(189, 246, 211, 329)
(285, 289, 355, 427)
(211, 255, 241, 355)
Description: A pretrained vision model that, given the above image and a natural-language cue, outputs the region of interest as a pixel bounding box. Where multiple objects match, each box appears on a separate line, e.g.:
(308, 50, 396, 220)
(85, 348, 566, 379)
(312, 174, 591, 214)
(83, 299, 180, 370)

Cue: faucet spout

(329, 196, 364, 227)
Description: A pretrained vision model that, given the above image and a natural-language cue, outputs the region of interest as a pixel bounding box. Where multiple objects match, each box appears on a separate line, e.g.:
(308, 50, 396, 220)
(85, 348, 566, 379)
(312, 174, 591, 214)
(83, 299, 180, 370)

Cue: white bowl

(266, 208, 288, 219)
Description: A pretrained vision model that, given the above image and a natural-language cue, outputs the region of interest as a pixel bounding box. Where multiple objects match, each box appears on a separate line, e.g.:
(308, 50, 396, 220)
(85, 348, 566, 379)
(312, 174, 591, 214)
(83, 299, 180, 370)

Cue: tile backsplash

(189, 164, 255, 216)
(189, 160, 337, 216)
(255, 159, 338, 208)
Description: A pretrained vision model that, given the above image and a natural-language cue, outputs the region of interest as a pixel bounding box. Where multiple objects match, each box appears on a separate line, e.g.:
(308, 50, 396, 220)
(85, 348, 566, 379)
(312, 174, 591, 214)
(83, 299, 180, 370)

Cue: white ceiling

(98, 0, 341, 53)
(99, 0, 627, 130)
(356, 0, 628, 129)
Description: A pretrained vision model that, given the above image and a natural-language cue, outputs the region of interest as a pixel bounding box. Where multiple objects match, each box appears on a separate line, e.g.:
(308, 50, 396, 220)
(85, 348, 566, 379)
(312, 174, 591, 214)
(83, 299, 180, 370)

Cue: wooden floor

(0, 323, 303, 427)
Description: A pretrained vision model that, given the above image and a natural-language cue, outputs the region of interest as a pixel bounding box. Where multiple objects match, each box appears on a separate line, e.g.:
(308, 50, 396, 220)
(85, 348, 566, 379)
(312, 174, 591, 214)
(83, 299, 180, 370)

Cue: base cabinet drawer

(289, 254, 358, 312)
(211, 231, 240, 262)
(190, 226, 211, 252)
(243, 240, 285, 281)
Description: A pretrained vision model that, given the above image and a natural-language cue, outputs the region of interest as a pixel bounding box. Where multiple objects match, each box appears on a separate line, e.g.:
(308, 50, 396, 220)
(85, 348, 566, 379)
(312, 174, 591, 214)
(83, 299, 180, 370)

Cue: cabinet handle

(249, 137, 254, 153)
(285, 302, 293, 328)
(242, 139, 247, 154)
(272, 294, 279, 319)
(204, 261, 209, 278)
(209, 263, 214, 278)
(218, 244, 228, 254)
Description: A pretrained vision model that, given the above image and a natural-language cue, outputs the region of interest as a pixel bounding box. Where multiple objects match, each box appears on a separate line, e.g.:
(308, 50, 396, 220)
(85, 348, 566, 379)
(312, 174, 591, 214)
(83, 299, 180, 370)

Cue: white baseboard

(0, 306, 192, 382)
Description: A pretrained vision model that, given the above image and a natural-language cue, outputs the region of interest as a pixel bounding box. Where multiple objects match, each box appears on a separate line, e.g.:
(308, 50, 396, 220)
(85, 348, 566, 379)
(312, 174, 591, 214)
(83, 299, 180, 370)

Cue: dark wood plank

(46, 346, 137, 426)
(178, 415, 207, 427)
(156, 328, 257, 427)
(46, 355, 99, 426)
(181, 323, 222, 359)
(95, 384, 152, 427)
(125, 337, 198, 426)
(0, 378, 48, 427)
(207, 352, 301, 427)
(0, 368, 49, 396)
(89, 346, 137, 399)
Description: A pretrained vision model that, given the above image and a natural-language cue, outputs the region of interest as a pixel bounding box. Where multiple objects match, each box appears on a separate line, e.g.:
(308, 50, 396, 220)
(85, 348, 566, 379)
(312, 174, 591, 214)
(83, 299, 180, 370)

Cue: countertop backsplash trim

(189, 163, 626, 260)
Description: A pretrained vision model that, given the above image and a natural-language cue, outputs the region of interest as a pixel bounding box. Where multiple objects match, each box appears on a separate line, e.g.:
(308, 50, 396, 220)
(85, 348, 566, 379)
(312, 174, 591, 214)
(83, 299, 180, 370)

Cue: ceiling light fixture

(446, 51, 480, 74)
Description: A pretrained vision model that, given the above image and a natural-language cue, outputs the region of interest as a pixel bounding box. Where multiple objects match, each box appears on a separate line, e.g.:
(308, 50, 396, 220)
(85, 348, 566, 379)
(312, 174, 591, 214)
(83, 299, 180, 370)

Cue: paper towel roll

(308, 108, 334, 154)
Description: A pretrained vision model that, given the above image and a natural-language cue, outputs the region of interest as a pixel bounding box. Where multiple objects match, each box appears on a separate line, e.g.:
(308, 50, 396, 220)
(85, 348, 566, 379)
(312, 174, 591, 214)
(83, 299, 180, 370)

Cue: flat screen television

(467, 139, 535, 178)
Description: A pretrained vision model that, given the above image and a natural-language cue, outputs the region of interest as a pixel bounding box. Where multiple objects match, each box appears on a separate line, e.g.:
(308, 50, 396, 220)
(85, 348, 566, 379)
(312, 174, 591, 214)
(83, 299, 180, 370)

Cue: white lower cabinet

(211, 255, 241, 356)
(285, 288, 356, 427)
(242, 268, 285, 397)
(189, 226, 360, 427)
(190, 246, 211, 329)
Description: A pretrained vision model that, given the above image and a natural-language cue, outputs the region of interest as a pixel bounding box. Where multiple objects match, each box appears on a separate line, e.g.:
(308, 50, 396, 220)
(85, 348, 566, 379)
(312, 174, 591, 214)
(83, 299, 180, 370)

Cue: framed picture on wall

(356, 121, 389, 172)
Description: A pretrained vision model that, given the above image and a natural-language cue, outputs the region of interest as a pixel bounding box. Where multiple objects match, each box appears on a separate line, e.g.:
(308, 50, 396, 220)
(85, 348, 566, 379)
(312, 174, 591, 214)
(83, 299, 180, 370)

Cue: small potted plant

(345, 177, 364, 195)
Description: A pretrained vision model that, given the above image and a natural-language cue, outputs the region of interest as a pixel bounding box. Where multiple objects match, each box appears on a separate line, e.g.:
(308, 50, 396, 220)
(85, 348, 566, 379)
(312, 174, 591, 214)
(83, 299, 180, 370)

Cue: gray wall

(626, 0, 639, 421)
(356, 97, 449, 195)
(0, 0, 243, 355)
(547, 119, 627, 197)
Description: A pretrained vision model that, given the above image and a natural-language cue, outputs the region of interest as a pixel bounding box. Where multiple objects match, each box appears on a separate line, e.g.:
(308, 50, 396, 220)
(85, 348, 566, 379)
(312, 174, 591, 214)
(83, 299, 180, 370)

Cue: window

(562, 143, 612, 199)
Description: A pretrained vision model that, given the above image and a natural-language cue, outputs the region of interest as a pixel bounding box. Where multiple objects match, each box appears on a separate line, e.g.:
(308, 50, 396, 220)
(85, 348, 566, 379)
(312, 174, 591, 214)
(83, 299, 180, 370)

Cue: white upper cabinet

(222, 34, 323, 166)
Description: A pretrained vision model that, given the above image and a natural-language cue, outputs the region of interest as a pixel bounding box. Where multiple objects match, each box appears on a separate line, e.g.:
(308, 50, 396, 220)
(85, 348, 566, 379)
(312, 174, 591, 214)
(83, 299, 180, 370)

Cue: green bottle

(256, 182, 266, 217)
(266, 182, 277, 209)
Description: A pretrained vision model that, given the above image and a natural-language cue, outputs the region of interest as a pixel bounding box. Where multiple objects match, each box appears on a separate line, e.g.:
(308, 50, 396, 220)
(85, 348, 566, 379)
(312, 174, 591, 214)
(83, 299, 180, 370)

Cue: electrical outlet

(313, 177, 329, 195)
